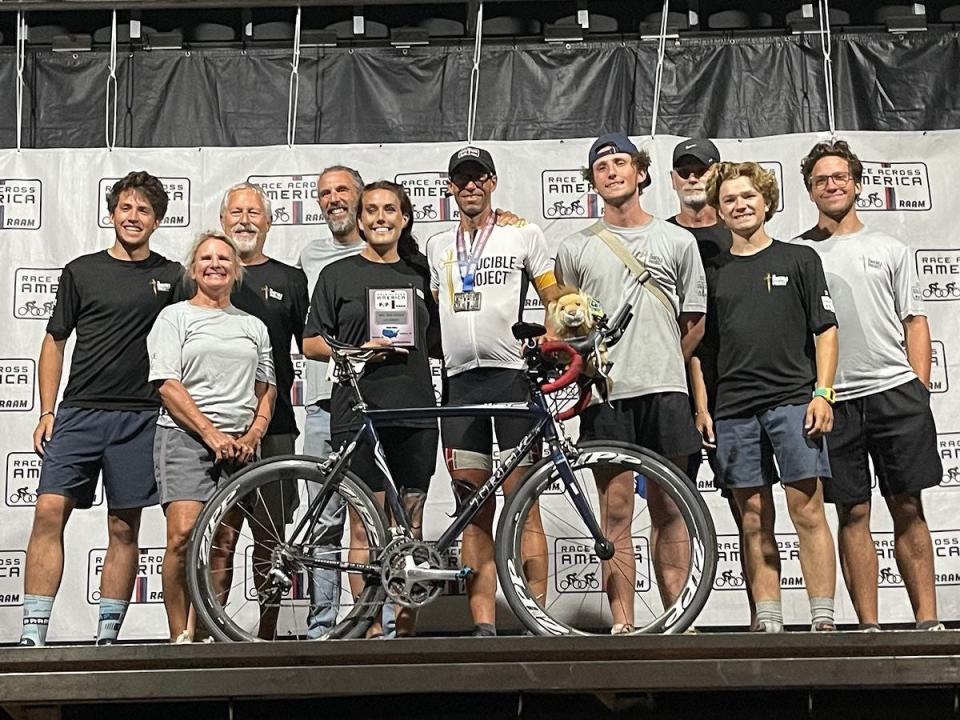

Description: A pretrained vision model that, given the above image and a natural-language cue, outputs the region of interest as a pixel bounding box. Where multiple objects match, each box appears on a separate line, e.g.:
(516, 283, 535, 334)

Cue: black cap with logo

(448, 146, 497, 176)
(672, 138, 721, 167)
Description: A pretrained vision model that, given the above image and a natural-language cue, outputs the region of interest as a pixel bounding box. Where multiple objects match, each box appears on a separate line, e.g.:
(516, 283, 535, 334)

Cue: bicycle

(186, 304, 717, 641)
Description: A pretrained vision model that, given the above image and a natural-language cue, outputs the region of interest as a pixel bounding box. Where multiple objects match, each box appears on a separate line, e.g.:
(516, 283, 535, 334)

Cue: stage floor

(1, 629, 959, 717)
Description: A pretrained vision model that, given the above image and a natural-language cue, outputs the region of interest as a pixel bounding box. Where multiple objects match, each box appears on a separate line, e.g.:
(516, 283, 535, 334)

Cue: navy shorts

(579, 392, 702, 459)
(332, 425, 438, 494)
(826, 378, 942, 505)
(715, 403, 831, 489)
(441, 368, 536, 458)
(37, 406, 159, 510)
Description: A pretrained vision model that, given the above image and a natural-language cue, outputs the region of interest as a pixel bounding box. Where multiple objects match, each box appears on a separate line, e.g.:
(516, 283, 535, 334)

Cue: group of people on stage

(16, 131, 944, 646)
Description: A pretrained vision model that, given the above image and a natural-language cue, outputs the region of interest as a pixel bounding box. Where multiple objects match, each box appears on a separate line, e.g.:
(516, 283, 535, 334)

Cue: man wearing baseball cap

(427, 145, 563, 636)
(667, 138, 755, 629)
(554, 132, 707, 633)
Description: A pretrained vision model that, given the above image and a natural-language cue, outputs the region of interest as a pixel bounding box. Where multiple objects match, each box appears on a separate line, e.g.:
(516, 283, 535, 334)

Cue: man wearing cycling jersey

(794, 140, 943, 631)
(427, 146, 564, 637)
(555, 133, 706, 633)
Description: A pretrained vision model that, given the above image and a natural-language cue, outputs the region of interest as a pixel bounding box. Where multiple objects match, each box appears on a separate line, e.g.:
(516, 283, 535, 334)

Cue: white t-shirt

(555, 217, 707, 401)
(298, 235, 364, 404)
(148, 302, 275, 433)
(427, 222, 555, 376)
(792, 226, 925, 400)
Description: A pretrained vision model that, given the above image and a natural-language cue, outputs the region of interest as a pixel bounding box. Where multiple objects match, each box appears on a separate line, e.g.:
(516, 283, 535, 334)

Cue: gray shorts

(153, 426, 250, 505)
(715, 403, 831, 489)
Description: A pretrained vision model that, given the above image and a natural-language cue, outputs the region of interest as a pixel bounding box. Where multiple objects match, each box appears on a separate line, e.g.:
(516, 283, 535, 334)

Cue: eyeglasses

(812, 172, 853, 189)
(450, 172, 493, 188)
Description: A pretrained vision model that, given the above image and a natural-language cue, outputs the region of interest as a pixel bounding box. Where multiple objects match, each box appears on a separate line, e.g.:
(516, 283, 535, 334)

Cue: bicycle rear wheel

(186, 455, 390, 642)
(496, 441, 717, 635)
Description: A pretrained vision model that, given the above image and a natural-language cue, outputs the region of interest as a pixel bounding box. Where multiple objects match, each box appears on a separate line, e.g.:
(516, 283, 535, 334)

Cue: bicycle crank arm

(403, 565, 472, 583)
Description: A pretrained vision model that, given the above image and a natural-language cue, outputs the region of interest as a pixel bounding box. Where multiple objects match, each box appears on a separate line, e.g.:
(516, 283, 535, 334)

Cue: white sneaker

(921, 622, 946, 631)
(173, 631, 192, 644)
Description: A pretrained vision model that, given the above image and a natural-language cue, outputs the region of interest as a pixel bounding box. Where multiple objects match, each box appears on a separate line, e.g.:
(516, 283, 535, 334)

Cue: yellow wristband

(813, 387, 836, 404)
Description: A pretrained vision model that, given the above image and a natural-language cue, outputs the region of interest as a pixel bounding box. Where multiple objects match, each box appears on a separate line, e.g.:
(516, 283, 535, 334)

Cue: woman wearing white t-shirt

(147, 230, 276, 644)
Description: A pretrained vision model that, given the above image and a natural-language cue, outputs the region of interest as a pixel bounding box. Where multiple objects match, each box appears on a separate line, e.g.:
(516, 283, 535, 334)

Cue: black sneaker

(471, 624, 497, 637)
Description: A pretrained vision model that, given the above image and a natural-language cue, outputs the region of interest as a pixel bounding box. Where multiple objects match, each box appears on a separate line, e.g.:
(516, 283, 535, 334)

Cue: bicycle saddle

(511, 321, 546, 341)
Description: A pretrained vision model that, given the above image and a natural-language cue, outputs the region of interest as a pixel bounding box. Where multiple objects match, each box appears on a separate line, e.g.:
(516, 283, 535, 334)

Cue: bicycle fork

(545, 437, 615, 562)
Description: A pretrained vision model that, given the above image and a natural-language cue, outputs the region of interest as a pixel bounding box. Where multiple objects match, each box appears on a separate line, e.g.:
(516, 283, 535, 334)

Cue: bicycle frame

(289, 377, 609, 574)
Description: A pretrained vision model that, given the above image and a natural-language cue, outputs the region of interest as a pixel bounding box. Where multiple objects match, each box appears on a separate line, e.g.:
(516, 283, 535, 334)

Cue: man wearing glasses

(426, 146, 563, 636)
(794, 140, 943, 631)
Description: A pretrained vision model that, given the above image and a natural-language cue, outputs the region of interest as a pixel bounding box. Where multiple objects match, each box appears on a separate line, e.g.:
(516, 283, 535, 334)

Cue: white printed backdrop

(0, 130, 958, 641)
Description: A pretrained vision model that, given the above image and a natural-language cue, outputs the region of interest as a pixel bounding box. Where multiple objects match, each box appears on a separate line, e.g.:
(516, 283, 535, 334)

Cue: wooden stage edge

(1, 630, 959, 707)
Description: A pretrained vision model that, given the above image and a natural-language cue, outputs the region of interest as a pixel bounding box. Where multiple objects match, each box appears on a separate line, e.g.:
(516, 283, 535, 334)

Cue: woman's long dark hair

(358, 180, 420, 261)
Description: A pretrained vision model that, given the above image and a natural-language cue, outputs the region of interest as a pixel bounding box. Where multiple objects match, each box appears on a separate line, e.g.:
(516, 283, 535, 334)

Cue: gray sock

(810, 596, 835, 627)
(21, 594, 54, 646)
(755, 600, 783, 633)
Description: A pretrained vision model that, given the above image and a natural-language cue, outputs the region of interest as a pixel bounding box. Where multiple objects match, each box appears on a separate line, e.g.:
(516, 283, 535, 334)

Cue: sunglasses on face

(450, 172, 493, 188)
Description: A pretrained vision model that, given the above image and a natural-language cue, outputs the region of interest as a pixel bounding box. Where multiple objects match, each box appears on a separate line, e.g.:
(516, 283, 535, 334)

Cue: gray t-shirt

(298, 235, 364, 404)
(555, 217, 707, 400)
(792, 226, 925, 401)
(148, 301, 275, 433)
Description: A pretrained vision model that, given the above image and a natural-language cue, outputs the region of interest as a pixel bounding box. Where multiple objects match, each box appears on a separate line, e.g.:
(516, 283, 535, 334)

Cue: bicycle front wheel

(496, 441, 717, 635)
(186, 455, 390, 642)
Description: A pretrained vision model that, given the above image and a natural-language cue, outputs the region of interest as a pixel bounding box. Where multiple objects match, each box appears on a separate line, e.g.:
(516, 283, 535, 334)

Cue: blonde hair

(704, 161, 779, 222)
(183, 230, 245, 292)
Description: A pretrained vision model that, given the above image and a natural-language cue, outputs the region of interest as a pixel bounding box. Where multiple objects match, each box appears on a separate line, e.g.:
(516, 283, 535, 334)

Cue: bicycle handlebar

(538, 341, 584, 393)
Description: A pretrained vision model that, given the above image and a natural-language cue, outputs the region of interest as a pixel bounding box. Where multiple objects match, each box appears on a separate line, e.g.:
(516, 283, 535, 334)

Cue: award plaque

(367, 287, 417, 347)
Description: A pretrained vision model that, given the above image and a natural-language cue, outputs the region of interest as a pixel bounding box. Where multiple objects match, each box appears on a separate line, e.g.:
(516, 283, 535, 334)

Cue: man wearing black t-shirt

(666, 138, 754, 628)
(220, 181, 309, 638)
(21, 172, 182, 646)
(700, 161, 839, 633)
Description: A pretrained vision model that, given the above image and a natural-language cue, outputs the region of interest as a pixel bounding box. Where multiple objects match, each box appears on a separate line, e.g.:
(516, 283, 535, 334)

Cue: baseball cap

(448, 146, 496, 176)
(588, 132, 639, 168)
(672, 138, 721, 168)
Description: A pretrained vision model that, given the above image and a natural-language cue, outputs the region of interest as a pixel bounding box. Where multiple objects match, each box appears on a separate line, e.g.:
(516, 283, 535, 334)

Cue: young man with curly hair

(698, 161, 839, 632)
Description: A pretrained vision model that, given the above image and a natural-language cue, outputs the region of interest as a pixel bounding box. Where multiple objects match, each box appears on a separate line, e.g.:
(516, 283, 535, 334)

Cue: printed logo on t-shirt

(865, 257, 883, 271)
(98, 178, 191, 227)
(930, 340, 948, 393)
(915, 250, 960, 301)
(87, 548, 164, 603)
(762, 273, 789, 292)
(0, 360, 35, 412)
(540, 170, 604, 219)
(821, 293, 835, 312)
(395, 172, 460, 223)
(0, 179, 42, 230)
(150, 279, 173, 295)
(13, 267, 60, 320)
(938, 433, 960, 488)
(0, 551, 25, 606)
(856, 161, 932, 212)
(262, 286, 284, 302)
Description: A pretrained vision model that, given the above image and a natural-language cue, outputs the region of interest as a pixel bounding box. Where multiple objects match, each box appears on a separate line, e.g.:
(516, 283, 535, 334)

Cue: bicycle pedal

(457, 566, 475, 579)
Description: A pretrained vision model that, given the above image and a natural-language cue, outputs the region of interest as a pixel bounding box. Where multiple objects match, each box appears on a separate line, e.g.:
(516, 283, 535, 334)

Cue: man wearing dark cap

(668, 138, 755, 629)
(554, 132, 706, 633)
(426, 145, 563, 636)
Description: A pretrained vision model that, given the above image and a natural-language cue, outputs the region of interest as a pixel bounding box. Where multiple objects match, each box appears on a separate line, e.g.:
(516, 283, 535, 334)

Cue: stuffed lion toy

(546, 290, 612, 394)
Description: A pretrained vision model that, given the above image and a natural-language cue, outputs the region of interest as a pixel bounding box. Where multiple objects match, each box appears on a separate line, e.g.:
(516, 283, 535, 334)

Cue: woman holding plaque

(303, 180, 439, 638)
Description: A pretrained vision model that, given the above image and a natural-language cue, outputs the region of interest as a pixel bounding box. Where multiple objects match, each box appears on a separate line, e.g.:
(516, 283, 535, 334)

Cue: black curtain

(2, 31, 959, 148)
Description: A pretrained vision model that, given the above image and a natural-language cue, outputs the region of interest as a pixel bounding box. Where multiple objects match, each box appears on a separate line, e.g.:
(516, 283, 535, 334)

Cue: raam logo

(540, 171, 603, 219)
(939, 433, 960, 488)
(247, 175, 321, 225)
(0, 551, 25, 605)
(0, 179, 42, 230)
(915, 250, 960, 301)
(14, 268, 61, 320)
(5, 452, 103, 508)
(857, 162, 931, 211)
(0, 359, 35, 412)
(98, 177, 190, 228)
(875, 530, 960, 587)
(715, 533, 805, 590)
(88, 548, 164, 603)
(930, 340, 948, 393)
(395, 172, 459, 223)
(553, 536, 651, 593)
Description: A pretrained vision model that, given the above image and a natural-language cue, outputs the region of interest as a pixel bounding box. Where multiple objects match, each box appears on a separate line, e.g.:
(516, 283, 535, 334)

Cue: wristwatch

(813, 387, 836, 405)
